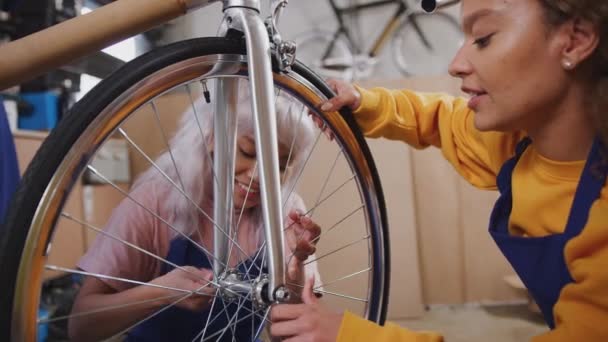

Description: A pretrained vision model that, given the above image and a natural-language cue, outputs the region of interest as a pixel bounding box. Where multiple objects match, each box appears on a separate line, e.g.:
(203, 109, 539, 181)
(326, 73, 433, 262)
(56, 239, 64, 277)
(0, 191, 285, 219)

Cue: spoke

(196, 298, 234, 340)
(304, 235, 370, 265)
(284, 154, 350, 269)
(203, 294, 251, 342)
(253, 175, 358, 264)
(202, 300, 269, 342)
(189, 83, 247, 279)
(282, 128, 324, 209)
(150, 99, 210, 269)
(102, 281, 211, 342)
(194, 288, 220, 342)
(314, 267, 372, 290)
(241, 243, 266, 279)
(188, 83, 219, 188)
(253, 307, 271, 341)
(250, 292, 255, 342)
(117, 128, 250, 260)
(61, 212, 219, 286)
(150, 100, 186, 192)
(228, 162, 260, 278)
(38, 293, 183, 324)
(240, 244, 268, 297)
(309, 149, 342, 217)
(304, 175, 356, 217)
(247, 242, 268, 280)
(280, 175, 357, 235)
(221, 296, 239, 340)
(195, 293, 267, 338)
(45, 265, 214, 296)
(86, 165, 228, 270)
(285, 205, 364, 268)
(310, 205, 364, 244)
(285, 284, 368, 303)
(233, 86, 280, 287)
(281, 102, 305, 184)
(260, 245, 269, 285)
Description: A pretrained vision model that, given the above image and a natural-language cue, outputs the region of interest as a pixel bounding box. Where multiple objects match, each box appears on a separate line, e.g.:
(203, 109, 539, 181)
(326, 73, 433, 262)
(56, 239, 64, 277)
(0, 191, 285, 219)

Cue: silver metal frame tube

(213, 78, 239, 276)
(224, 7, 286, 299)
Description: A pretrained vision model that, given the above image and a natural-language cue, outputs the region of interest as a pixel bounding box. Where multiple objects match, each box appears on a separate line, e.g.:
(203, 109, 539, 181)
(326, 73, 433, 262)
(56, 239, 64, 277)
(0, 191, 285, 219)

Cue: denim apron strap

(489, 137, 607, 329)
(563, 139, 608, 237)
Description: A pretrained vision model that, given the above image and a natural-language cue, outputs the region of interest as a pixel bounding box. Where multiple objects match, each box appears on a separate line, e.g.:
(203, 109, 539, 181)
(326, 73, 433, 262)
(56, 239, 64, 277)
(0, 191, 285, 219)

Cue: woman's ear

(558, 17, 600, 69)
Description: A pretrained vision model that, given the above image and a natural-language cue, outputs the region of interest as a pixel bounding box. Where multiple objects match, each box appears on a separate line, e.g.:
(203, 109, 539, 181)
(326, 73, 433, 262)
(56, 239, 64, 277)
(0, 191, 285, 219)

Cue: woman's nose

(245, 164, 259, 181)
(448, 45, 473, 79)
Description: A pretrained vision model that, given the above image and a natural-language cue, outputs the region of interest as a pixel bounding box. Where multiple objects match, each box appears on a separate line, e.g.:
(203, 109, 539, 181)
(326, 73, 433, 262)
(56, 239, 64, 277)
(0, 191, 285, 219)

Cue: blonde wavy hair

(132, 79, 316, 237)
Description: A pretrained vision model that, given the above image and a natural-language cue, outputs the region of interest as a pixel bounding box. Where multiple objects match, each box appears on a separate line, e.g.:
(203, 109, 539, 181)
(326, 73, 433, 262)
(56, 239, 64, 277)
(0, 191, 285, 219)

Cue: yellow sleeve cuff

(352, 84, 383, 118)
(337, 311, 444, 342)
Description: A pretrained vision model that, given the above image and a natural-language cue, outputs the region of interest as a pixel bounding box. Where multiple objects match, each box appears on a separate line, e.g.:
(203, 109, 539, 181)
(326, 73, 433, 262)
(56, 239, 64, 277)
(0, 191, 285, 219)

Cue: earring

(562, 60, 574, 70)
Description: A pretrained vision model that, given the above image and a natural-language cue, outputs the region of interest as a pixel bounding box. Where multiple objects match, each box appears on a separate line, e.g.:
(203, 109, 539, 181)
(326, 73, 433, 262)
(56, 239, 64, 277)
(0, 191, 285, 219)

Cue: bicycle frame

(0, 0, 290, 315)
(324, 0, 411, 59)
(322, 0, 460, 60)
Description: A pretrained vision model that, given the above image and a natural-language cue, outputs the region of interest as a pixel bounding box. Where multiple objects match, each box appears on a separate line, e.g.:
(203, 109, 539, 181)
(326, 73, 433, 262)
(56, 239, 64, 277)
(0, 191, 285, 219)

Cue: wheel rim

(12, 53, 385, 341)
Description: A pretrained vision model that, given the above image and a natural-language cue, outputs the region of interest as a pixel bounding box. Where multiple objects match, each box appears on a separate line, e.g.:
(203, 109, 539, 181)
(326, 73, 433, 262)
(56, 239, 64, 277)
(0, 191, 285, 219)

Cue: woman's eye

(473, 33, 494, 48)
(239, 147, 256, 159)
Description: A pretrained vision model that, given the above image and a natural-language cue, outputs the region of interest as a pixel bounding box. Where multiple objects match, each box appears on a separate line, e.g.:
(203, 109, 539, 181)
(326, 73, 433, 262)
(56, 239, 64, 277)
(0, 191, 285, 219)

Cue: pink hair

(132, 78, 316, 237)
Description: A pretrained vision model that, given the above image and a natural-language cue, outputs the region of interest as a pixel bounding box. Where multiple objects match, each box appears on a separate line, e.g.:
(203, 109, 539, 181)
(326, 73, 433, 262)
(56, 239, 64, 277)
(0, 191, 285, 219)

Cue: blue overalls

(489, 137, 608, 329)
(127, 237, 264, 341)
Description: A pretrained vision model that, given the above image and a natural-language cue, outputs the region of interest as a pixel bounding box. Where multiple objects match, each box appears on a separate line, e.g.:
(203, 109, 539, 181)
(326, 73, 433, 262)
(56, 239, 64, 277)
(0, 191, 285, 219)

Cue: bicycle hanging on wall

(295, 0, 462, 80)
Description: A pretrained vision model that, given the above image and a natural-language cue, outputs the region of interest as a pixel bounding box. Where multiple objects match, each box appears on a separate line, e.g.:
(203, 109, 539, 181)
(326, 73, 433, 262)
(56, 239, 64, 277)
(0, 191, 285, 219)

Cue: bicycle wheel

(294, 30, 356, 81)
(0, 37, 389, 341)
(392, 12, 463, 76)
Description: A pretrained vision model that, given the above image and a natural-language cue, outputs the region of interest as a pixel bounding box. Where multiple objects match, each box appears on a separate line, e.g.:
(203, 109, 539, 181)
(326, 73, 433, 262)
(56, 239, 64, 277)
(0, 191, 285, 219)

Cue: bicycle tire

(392, 11, 463, 76)
(0, 36, 390, 341)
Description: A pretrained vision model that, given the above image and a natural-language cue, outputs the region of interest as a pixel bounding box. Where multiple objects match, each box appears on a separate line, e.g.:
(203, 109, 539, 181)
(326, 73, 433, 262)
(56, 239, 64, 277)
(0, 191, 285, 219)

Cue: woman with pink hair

(69, 79, 321, 341)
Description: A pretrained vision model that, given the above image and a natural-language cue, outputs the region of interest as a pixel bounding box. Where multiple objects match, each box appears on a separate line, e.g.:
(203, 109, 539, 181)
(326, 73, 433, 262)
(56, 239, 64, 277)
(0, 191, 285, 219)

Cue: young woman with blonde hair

(70, 79, 321, 341)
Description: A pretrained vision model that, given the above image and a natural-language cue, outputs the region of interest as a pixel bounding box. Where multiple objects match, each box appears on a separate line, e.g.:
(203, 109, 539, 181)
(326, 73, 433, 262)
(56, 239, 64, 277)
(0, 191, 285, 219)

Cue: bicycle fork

(211, 1, 290, 306)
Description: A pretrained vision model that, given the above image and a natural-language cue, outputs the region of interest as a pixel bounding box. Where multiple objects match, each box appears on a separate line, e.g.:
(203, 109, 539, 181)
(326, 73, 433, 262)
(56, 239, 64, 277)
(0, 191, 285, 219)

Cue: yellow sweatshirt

(336, 86, 608, 342)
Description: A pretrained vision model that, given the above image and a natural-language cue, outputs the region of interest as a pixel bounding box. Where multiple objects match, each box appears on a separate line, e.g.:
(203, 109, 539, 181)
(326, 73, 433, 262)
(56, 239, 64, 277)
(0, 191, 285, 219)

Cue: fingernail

(321, 103, 332, 111)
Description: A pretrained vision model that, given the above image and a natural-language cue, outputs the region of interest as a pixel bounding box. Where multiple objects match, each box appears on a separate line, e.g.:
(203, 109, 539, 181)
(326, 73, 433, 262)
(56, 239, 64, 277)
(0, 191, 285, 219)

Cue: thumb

(320, 96, 348, 112)
(198, 268, 214, 284)
(288, 210, 301, 221)
(288, 259, 297, 281)
(301, 274, 318, 305)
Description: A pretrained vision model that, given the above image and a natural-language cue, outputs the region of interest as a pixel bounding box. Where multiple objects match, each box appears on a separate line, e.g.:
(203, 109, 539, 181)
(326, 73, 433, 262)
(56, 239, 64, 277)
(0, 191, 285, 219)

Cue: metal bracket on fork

(217, 272, 291, 307)
(219, 0, 295, 71)
(252, 276, 292, 307)
(266, 0, 297, 71)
